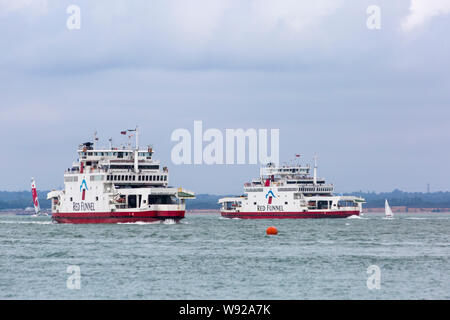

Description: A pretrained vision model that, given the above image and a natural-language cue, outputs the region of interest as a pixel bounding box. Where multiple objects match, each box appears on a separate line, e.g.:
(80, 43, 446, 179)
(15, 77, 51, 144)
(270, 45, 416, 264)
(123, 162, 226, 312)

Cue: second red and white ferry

(47, 128, 195, 224)
(219, 157, 365, 219)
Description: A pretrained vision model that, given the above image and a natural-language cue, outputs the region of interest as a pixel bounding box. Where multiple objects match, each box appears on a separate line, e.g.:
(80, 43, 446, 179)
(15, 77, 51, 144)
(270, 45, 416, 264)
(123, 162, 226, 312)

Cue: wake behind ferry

(219, 156, 365, 219)
(47, 128, 195, 224)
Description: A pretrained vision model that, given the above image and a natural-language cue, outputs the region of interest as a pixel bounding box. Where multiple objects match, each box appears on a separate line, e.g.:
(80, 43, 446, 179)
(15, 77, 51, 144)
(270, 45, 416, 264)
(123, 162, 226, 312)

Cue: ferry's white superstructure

(219, 157, 365, 219)
(47, 129, 195, 224)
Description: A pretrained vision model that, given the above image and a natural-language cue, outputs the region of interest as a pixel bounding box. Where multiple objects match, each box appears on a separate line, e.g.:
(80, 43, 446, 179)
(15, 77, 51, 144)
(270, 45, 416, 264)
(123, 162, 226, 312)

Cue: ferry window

(164, 176, 167, 181)
(318, 201, 329, 209)
(138, 176, 141, 181)
(149, 176, 153, 181)
(157, 176, 160, 181)
(121, 175, 125, 180)
(132, 176, 135, 181)
(70, 197, 73, 201)
(96, 197, 99, 201)
(125, 176, 128, 181)
(128, 195, 137, 208)
(145, 176, 148, 181)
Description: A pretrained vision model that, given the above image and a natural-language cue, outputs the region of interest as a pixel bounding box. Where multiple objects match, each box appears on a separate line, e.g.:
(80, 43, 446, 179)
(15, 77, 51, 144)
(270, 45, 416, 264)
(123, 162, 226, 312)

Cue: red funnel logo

(266, 190, 276, 205)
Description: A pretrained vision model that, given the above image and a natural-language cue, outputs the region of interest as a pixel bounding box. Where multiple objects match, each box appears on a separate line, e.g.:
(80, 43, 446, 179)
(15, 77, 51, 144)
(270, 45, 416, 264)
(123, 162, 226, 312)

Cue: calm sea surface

(0, 213, 449, 300)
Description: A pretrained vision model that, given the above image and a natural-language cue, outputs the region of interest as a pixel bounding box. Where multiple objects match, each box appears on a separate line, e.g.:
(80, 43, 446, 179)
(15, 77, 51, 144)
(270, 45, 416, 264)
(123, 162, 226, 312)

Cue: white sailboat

(385, 199, 394, 219)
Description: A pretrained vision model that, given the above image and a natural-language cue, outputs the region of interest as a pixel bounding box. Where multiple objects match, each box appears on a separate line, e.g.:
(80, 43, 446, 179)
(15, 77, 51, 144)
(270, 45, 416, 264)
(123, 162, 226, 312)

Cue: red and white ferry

(47, 128, 195, 224)
(219, 157, 365, 219)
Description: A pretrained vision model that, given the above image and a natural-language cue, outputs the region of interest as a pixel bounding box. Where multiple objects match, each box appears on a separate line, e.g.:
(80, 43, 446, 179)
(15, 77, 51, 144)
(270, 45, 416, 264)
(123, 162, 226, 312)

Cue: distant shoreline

(3, 190, 450, 212)
(364, 207, 450, 213)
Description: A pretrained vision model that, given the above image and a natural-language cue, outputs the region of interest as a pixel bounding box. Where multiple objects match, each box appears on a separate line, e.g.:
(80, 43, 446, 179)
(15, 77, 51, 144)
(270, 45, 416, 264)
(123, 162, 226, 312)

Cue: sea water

(0, 213, 449, 300)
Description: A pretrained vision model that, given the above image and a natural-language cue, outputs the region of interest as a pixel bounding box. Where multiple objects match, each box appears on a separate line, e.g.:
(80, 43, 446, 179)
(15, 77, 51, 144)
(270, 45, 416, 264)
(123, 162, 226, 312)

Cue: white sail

(385, 199, 393, 218)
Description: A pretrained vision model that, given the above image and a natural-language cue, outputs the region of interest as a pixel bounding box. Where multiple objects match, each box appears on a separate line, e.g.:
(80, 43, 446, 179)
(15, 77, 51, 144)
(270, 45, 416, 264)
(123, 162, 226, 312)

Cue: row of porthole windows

(106, 175, 167, 182)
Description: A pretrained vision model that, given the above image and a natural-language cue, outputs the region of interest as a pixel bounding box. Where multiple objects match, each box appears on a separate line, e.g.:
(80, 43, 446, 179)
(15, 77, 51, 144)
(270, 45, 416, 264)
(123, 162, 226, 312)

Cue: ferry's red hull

(221, 210, 360, 219)
(52, 210, 185, 224)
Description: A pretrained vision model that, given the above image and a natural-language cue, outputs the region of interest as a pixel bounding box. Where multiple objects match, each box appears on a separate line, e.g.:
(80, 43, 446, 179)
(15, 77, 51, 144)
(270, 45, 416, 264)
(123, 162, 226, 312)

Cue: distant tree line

(1, 189, 449, 210)
(0, 191, 51, 210)
(343, 189, 450, 208)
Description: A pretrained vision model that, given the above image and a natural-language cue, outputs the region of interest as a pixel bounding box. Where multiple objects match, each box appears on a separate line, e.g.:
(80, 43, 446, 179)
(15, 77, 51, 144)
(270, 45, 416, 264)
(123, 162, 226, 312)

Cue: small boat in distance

(31, 178, 47, 216)
(385, 199, 394, 219)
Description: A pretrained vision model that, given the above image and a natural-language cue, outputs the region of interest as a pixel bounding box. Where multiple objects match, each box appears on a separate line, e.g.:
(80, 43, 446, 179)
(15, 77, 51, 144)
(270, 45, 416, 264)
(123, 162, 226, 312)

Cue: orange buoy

(266, 226, 278, 235)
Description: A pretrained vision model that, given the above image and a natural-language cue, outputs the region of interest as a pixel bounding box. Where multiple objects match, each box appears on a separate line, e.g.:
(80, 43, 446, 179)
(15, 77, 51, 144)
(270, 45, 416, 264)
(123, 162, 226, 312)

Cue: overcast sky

(0, 0, 449, 194)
